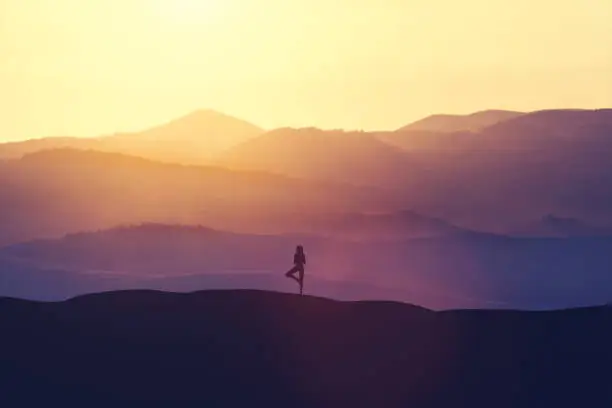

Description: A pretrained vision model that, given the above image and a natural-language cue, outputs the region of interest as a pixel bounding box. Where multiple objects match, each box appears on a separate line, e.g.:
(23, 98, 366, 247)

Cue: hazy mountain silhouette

(218, 127, 420, 187)
(298, 210, 469, 239)
(0, 109, 263, 164)
(388, 108, 612, 151)
(0, 290, 610, 407)
(101, 109, 264, 163)
(0, 221, 473, 277)
(375, 109, 612, 232)
(204, 209, 472, 239)
(0, 149, 398, 245)
(3, 224, 612, 309)
(5, 108, 612, 235)
(0, 136, 95, 159)
(513, 214, 612, 237)
(398, 110, 524, 133)
(213, 108, 612, 235)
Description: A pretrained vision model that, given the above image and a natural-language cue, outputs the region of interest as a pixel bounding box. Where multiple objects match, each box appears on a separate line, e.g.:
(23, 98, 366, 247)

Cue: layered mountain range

(1, 108, 611, 309)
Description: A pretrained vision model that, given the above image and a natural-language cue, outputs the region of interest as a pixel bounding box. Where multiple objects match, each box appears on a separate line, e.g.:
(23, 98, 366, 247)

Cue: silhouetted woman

(285, 245, 306, 295)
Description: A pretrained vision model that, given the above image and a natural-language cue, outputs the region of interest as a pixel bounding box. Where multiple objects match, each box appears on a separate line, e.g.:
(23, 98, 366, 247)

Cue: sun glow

(154, 0, 225, 24)
(1, 0, 610, 140)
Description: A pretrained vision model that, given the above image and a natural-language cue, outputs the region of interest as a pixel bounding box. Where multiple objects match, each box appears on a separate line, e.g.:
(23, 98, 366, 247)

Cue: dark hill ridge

(1, 290, 610, 408)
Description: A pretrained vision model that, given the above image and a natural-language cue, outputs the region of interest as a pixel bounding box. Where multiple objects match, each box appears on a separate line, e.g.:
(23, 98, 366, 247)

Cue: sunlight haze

(1, 0, 610, 140)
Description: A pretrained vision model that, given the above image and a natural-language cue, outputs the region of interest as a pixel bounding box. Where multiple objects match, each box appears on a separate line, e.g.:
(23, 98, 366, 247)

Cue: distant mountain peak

(96, 109, 266, 162)
(399, 110, 525, 133)
(140, 109, 263, 136)
(168, 108, 244, 124)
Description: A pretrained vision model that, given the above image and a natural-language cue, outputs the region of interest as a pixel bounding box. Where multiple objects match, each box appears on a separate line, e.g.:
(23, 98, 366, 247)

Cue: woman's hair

(296, 245, 303, 252)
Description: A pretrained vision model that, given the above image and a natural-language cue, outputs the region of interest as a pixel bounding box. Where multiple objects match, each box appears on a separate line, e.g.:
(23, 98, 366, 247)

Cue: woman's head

(296, 245, 303, 253)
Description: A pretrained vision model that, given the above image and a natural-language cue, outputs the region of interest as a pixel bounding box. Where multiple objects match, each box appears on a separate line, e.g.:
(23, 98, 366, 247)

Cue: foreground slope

(0, 290, 610, 408)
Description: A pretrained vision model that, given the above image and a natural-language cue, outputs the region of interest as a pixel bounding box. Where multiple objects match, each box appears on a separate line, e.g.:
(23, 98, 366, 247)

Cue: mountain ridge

(1, 289, 610, 407)
(0, 148, 399, 245)
(398, 109, 525, 133)
(0, 109, 264, 163)
(218, 127, 420, 187)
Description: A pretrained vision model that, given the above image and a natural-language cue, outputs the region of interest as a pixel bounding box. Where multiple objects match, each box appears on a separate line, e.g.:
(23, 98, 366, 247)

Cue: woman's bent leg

(285, 265, 300, 282)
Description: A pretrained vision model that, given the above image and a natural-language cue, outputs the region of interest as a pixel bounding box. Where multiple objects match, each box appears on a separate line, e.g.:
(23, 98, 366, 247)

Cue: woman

(285, 245, 306, 294)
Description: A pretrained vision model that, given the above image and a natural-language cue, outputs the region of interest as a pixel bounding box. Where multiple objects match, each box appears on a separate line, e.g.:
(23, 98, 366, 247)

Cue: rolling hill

(2, 224, 612, 309)
(5, 108, 612, 236)
(216, 110, 612, 235)
(0, 290, 610, 407)
(217, 127, 422, 188)
(376, 109, 612, 232)
(0, 149, 398, 245)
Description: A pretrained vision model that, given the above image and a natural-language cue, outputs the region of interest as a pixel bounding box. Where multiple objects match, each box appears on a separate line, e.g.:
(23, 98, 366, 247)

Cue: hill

(0, 254, 443, 306)
(0, 149, 397, 245)
(4, 109, 612, 235)
(3, 224, 612, 310)
(514, 214, 612, 237)
(398, 110, 524, 133)
(218, 128, 421, 188)
(0, 109, 263, 164)
(377, 109, 612, 232)
(480, 108, 612, 149)
(101, 109, 264, 163)
(287, 209, 468, 239)
(215, 109, 612, 234)
(0, 290, 610, 407)
(0, 136, 95, 158)
(389, 108, 612, 151)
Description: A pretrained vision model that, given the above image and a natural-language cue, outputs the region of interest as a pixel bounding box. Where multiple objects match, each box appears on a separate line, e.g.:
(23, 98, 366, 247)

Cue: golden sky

(1, 0, 611, 141)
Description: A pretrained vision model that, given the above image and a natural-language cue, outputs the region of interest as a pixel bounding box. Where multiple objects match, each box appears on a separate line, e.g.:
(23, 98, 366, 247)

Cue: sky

(1, 0, 611, 141)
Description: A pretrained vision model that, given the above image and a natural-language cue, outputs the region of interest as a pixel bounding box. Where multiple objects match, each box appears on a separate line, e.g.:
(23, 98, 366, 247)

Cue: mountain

(514, 214, 612, 237)
(218, 127, 422, 188)
(398, 110, 524, 133)
(0, 224, 298, 277)
(216, 110, 612, 234)
(479, 108, 612, 149)
(3, 224, 612, 310)
(0, 109, 264, 164)
(0, 149, 397, 245)
(389, 108, 612, 151)
(5, 109, 612, 236)
(0, 219, 470, 278)
(375, 109, 612, 232)
(1, 290, 610, 407)
(101, 109, 264, 163)
(0, 136, 95, 159)
(294, 210, 468, 239)
(192, 208, 469, 239)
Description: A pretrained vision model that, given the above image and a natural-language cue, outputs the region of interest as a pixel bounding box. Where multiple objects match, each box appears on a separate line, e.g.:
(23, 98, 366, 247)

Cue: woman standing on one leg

(285, 245, 306, 295)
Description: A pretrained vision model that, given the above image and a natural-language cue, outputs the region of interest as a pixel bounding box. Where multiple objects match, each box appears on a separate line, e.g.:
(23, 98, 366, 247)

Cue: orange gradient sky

(1, 0, 611, 141)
